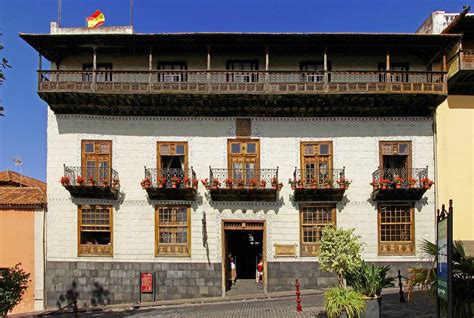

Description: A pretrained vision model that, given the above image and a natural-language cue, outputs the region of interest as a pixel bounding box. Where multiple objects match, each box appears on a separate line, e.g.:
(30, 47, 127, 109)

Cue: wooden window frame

(77, 205, 113, 257)
(81, 140, 112, 183)
(379, 141, 412, 171)
(377, 204, 415, 256)
(156, 142, 188, 175)
(155, 205, 191, 257)
(299, 204, 336, 257)
(300, 141, 333, 185)
(227, 139, 260, 177)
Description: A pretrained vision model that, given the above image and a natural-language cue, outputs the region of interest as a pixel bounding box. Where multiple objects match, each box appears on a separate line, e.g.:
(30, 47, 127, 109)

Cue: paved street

(47, 290, 436, 318)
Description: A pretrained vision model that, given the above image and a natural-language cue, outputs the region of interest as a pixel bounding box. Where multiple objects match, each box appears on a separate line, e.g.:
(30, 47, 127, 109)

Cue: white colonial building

(21, 23, 459, 307)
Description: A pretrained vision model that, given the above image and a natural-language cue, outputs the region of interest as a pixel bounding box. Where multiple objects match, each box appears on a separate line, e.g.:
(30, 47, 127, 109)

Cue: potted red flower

(237, 179, 245, 189)
(76, 176, 85, 186)
(171, 176, 180, 188)
(379, 178, 390, 190)
(157, 177, 166, 188)
(249, 178, 258, 189)
(212, 178, 221, 189)
(311, 178, 318, 189)
(393, 176, 404, 189)
(421, 178, 434, 189)
(260, 179, 267, 189)
(297, 179, 304, 189)
(88, 176, 96, 186)
(224, 178, 234, 189)
(141, 177, 151, 189)
(278, 182, 284, 191)
(101, 178, 110, 187)
(370, 180, 379, 191)
(336, 177, 351, 189)
(183, 177, 192, 188)
(323, 178, 332, 189)
(271, 177, 278, 190)
(192, 179, 199, 189)
(407, 177, 417, 188)
(60, 176, 70, 186)
(201, 178, 210, 190)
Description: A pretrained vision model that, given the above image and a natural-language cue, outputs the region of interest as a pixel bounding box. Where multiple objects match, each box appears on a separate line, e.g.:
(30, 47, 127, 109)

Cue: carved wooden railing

(448, 49, 474, 77)
(38, 70, 447, 94)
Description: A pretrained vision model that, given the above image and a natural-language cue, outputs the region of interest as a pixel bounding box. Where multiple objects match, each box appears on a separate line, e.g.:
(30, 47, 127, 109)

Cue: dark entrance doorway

(227, 230, 263, 280)
(222, 220, 266, 295)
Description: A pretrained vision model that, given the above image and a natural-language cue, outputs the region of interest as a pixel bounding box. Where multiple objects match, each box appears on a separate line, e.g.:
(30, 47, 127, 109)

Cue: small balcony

(370, 167, 433, 201)
(290, 168, 347, 202)
(206, 167, 280, 202)
(37, 70, 447, 117)
(142, 167, 197, 201)
(447, 49, 474, 94)
(60, 165, 120, 199)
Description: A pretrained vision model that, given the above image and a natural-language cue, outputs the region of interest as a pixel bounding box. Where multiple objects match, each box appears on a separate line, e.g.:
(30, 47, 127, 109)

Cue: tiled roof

(0, 171, 46, 208)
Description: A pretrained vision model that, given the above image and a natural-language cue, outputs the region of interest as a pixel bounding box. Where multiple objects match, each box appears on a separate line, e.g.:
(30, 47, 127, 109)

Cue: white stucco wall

(47, 111, 436, 264)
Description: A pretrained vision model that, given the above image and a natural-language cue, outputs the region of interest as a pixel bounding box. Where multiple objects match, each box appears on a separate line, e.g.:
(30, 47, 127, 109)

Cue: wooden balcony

(448, 50, 474, 94)
(207, 167, 280, 202)
(291, 168, 347, 202)
(37, 70, 447, 117)
(370, 167, 432, 201)
(61, 165, 120, 200)
(142, 167, 197, 201)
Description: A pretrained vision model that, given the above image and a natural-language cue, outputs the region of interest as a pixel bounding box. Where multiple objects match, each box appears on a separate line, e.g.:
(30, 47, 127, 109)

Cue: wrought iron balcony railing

(143, 167, 197, 189)
(292, 168, 346, 189)
(371, 167, 429, 189)
(208, 167, 279, 190)
(38, 70, 447, 95)
(62, 165, 119, 187)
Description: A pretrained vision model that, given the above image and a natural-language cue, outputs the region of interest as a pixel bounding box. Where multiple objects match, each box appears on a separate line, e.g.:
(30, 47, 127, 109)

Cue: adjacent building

(0, 171, 46, 314)
(417, 8, 474, 254)
(21, 22, 459, 307)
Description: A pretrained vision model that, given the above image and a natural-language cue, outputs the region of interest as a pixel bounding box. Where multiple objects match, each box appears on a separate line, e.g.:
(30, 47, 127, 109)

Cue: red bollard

(296, 278, 302, 312)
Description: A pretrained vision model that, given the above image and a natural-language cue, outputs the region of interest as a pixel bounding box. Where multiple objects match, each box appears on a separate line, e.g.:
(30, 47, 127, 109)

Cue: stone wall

(46, 261, 221, 308)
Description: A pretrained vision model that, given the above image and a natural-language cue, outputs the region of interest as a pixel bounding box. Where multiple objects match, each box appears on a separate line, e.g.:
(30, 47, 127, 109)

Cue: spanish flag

(87, 10, 105, 28)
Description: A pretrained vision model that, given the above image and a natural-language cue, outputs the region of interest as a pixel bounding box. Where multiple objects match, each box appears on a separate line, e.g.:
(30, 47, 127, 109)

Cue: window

(300, 205, 336, 256)
(157, 62, 187, 82)
(81, 140, 112, 183)
(378, 205, 415, 255)
(378, 63, 409, 83)
(226, 60, 259, 83)
(300, 141, 332, 187)
(155, 206, 190, 256)
(82, 63, 113, 82)
(78, 205, 112, 256)
(228, 139, 260, 181)
(300, 62, 330, 82)
(379, 141, 412, 180)
(157, 142, 188, 183)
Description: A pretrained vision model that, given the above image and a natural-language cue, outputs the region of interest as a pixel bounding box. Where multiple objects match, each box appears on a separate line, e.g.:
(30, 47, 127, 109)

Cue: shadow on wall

(56, 281, 111, 309)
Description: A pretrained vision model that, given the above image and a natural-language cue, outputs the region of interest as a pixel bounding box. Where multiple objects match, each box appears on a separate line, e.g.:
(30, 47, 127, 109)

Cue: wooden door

(81, 140, 112, 182)
(227, 140, 260, 181)
(300, 142, 332, 186)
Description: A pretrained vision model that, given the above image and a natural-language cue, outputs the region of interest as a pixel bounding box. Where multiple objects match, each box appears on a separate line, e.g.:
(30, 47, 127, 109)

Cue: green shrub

(345, 261, 394, 297)
(0, 263, 30, 317)
(324, 286, 365, 318)
(319, 227, 363, 287)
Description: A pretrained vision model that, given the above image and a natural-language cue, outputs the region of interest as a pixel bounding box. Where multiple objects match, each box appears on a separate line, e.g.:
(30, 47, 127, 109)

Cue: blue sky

(0, 0, 467, 181)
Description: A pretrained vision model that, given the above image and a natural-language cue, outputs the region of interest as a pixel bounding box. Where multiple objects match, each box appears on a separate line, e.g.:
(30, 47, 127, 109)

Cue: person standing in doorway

(230, 257, 237, 285)
(256, 257, 264, 284)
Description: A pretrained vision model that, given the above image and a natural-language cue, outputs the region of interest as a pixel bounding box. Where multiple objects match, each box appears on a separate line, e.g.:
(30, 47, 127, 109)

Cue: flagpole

(58, 0, 61, 27)
(130, 0, 133, 27)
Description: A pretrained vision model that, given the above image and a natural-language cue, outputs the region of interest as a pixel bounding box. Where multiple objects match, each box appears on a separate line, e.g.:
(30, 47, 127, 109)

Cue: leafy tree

(319, 227, 363, 288)
(0, 263, 30, 317)
(0, 33, 11, 117)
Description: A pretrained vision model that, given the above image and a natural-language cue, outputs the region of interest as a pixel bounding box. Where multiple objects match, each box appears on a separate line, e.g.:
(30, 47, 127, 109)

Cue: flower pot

(360, 296, 382, 318)
(172, 183, 178, 188)
(409, 184, 415, 189)
(381, 184, 387, 190)
(344, 184, 350, 190)
(226, 184, 232, 189)
(213, 185, 219, 190)
(395, 183, 401, 189)
(325, 184, 331, 189)
(89, 182, 95, 187)
(424, 183, 431, 189)
(311, 185, 318, 189)
(339, 183, 345, 189)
